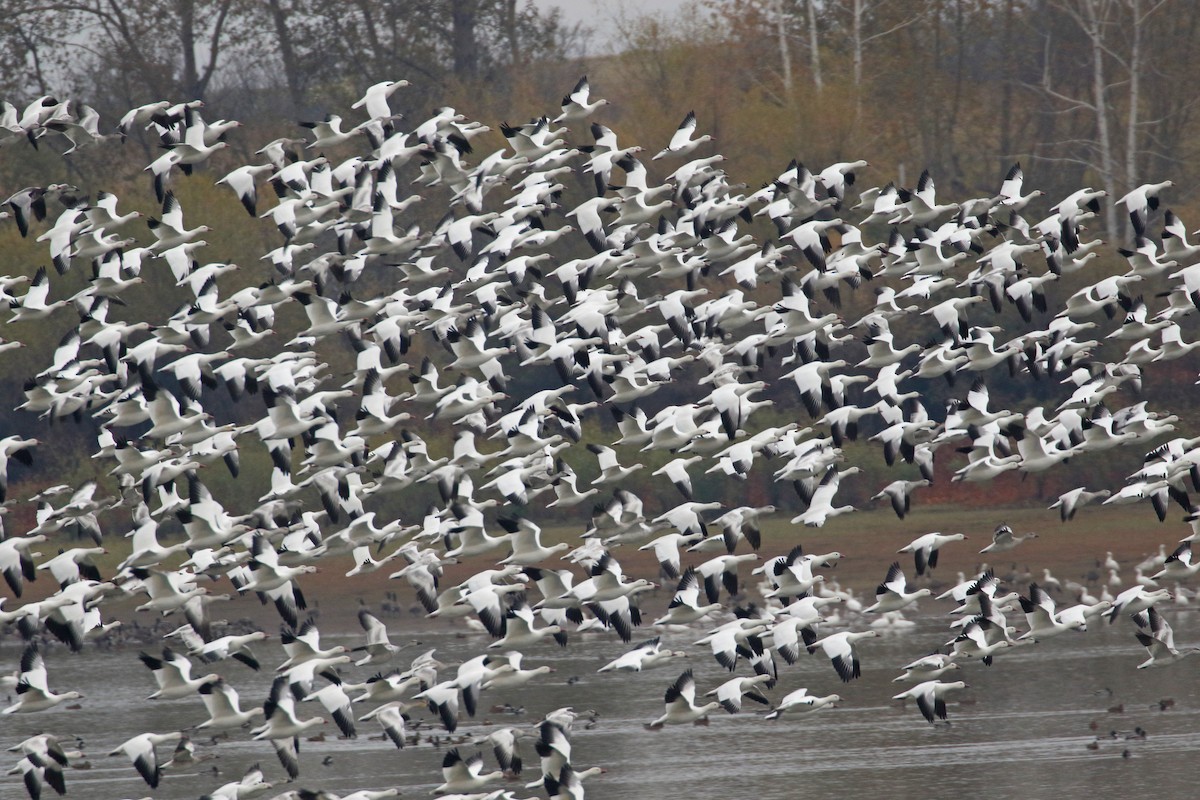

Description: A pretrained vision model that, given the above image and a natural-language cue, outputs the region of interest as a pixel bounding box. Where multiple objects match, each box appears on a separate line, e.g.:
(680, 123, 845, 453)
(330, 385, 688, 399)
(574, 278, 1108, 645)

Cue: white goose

(194, 678, 264, 731)
(250, 675, 326, 778)
(891, 653, 962, 683)
(979, 523, 1038, 553)
(2, 644, 84, 714)
(1133, 606, 1198, 668)
(137, 647, 220, 700)
(898, 531, 968, 576)
(597, 636, 688, 673)
(652, 110, 712, 161)
(108, 731, 182, 788)
(807, 629, 880, 682)
(646, 669, 720, 729)
(763, 687, 841, 720)
(705, 674, 772, 714)
(434, 748, 504, 794)
(863, 562, 931, 614)
(893, 679, 969, 723)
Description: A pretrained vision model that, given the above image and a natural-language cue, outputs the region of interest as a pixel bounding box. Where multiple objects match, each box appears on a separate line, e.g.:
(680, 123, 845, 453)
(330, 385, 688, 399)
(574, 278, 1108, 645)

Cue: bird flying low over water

(0, 70, 1198, 800)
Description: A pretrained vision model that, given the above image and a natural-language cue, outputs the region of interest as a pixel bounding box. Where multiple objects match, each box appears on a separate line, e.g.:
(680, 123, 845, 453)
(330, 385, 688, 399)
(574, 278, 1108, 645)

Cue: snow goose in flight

(238, 533, 317, 596)
(481, 651, 554, 693)
(1051, 484, 1113, 522)
(705, 674, 772, 715)
(807, 629, 880, 682)
(489, 594, 566, 649)
(542, 765, 608, 800)
(891, 169, 959, 226)
(1132, 606, 1198, 668)
(651, 455, 704, 501)
(127, 565, 209, 614)
(358, 699, 420, 749)
(790, 465, 861, 527)
(1117, 180, 1172, 236)
(856, 322, 922, 369)
(818, 160, 868, 209)
(199, 764, 274, 800)
(1018, 582, 1084, 640)
(996, 162, 1043, 211)
(9, 267, 67, 322)
(0, 533, 43, 597)
(2, 644, 84, 714)
(44, 103, 112, 154)
(870, 479, 930, 520)
(653, 567, 722, 626)
(633, 532, 700, 582)
(297, 113, 366, 149)
(1049, 186, 1106, 252)
(216, 162, 274, 216)
(1104, 585, 1172, 624)
(194, 677, 265, 731)
(147, 191, 210, 252)
(351, 78, 409, 119)
(695, 552, 758, 603)
(756, 544, 826, 601)
(597, 636, 688, 673)
(4, 184, 71, 238)
(138, 647, 220, 699)
(586, 443, 644, 485)
(1159, 209, 1200, 262)
(938, 568, 1008, 618)
(694, 617, 768, 672)
(276, 618, 347, 671)
(7, 733, 78, 800)
(653, 110, 712, 161)
(498, 516, 569, 566)
(893, 679, 969, 723)
(434, 748, 504, 794)
(1056, 598, 1113, 631)
(979, 523, 1038, 553)
(863, 562, 931, 614)
(350, 608, 402, 666)
(304, 681, 356, 738)
(251, 676, 325, 779)
(1151, 541, 1200, 581)
(898, 531, 967, 577)
(947, 617, 1015, 665)
(107, 731, 182, 788)
(763, 687, 841, 720)
(891, 653, 961, 683)
(554, 75, 610, 124)
(646, 669, 720, 729)
(36, 545, 104, 589)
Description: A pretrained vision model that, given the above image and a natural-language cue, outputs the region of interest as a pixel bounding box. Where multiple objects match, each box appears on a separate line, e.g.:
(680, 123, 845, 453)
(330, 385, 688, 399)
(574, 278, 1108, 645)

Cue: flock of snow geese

(1, 74, 1200, 799)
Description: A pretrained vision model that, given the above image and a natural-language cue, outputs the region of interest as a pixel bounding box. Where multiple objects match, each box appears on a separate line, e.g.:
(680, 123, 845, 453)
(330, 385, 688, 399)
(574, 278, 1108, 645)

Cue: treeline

(0, 0, 1195, 218)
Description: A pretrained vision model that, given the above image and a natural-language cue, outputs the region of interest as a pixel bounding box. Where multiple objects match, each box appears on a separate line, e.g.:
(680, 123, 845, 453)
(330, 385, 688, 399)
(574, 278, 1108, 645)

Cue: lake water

(0, 603, 1195, 800)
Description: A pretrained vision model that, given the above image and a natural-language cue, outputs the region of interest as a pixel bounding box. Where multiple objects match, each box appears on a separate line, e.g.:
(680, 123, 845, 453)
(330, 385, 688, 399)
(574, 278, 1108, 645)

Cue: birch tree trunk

(1082, 0, 1120, 236)
(774, 0, 793, 96)
(265, 0, 306, 116)
(1124, 0, 1140, 202)
(807, 0, 822, 91)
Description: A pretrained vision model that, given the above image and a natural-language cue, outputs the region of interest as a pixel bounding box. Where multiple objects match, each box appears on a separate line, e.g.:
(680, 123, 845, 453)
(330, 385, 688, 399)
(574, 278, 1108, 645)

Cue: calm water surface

(0, 607, 1195, 800)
